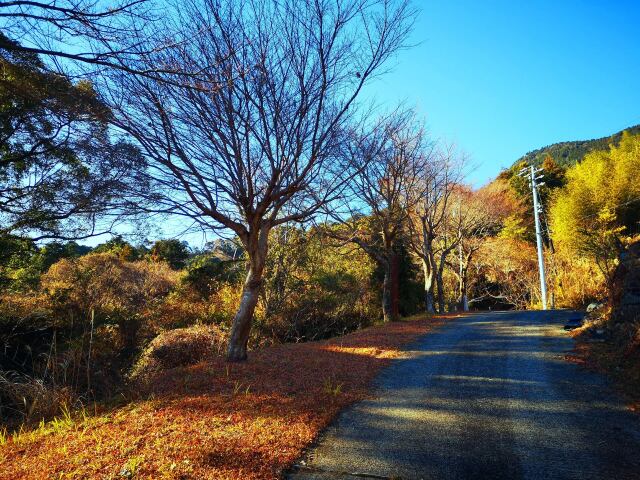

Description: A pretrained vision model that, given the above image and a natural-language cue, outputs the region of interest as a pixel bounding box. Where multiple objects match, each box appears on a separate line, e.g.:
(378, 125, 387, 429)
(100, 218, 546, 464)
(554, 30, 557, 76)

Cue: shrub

(151, 283, 241, 330)
(0, 254, 181, 425)
(255, 226, 379, 344)
(129, 325, 225, 384)
(183, 252, 244, 298)
(42, 253, 179, 351)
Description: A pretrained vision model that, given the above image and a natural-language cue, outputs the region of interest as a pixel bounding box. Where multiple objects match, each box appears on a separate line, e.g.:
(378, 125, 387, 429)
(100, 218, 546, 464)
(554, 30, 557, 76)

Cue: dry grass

(0, 314, 449, 479)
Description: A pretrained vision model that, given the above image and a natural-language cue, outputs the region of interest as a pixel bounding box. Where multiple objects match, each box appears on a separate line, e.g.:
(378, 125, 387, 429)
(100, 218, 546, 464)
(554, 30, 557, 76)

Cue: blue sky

(84, 0, 640, 247)
(364, 0, 640, 186)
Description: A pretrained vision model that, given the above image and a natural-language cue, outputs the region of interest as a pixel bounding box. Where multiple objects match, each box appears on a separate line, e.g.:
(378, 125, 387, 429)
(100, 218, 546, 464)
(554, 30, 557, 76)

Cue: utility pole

(530, 165, 548, 310)
(520, 165, 548, 310)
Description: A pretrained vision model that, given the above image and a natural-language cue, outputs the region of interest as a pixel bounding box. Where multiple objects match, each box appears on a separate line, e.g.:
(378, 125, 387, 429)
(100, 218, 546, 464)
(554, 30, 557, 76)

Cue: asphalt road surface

(287, 310, 640, 480)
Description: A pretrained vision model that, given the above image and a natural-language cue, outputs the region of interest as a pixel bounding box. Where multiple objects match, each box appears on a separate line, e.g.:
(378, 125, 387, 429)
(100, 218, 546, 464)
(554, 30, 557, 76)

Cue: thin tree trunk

(435, 249, 447, 313)
(457, 243, 464, 308)
(436, 241, 460, 313)
(422, 258, 436, 314)
(461, 256, 472, 312)
(458, 245, 470, 312)
(461, 273, 469, 312)
(382, 264, 394, 322)
(436, 270, 445, 313)
(390, 252, 400, 321)
(226, 228, 269, 362)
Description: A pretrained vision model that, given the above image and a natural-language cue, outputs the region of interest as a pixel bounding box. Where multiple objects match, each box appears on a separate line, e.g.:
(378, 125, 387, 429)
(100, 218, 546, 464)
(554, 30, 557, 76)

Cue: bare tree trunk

(381, 255, 400, 322)
(436, 247, 453, 313)
(382, 266, 394, 322)
(436, 270, 445, 313)
(458, 244, 470, 312)
(460, 273, 469, 312)
(457, 243, 464, 307)
(380, 235, 399, 322)
(436, 250, 447, 313)
(226, 228, 269, 362)
(422, 258, 436, 314)
(461, 257, 472, 312)
(390, 253, 400, 321)
(354, 242, 399, 323)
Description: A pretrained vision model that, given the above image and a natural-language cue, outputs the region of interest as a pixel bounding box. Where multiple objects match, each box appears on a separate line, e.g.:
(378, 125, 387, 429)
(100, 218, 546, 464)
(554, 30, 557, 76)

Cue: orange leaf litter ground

(0, 315, 450, 479)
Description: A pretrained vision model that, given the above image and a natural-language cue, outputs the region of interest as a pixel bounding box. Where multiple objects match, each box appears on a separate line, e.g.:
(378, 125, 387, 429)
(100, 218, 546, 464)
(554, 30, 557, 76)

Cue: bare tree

(0, 0, 159, 71)
(101, 0, 415, 361)
(324, 111, 426, 322)
(406, 144, 465, 313)
(432, 187, 466, 313)
(445, 186, 503, 311)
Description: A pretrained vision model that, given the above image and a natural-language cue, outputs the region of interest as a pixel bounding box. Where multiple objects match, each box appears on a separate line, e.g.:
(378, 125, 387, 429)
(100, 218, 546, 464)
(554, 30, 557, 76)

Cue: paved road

(288, 311, 640, 480)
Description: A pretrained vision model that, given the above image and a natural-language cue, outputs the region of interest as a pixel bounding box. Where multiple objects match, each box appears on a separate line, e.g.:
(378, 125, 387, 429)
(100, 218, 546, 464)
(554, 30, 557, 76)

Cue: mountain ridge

(512, 124, 640, 169)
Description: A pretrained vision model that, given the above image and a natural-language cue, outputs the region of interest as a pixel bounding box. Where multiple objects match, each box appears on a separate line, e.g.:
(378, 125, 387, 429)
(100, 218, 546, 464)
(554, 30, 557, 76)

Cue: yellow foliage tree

(550, 132, 640, 289)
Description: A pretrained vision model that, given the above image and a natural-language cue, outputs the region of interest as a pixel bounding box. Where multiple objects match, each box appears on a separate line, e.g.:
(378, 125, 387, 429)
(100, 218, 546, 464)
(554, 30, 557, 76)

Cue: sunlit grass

(3, 403, 94, 448)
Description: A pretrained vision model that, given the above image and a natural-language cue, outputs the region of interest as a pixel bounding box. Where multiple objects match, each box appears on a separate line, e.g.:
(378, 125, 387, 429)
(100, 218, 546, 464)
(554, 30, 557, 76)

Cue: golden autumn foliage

(129, 324, 226, 383)
(475, 237, 540, 309)
(551, 250, 605, 308)
(550, 132, 640, 286)
(42, 253, 180, 322)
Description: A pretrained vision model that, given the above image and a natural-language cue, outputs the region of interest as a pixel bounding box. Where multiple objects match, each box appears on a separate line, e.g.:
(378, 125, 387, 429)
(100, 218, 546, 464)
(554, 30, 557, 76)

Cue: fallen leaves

(0, 315, 442, 479)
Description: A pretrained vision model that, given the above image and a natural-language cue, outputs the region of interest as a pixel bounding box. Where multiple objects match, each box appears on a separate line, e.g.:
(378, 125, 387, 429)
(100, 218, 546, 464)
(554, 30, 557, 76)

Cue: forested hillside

(513, 124, 640, 168)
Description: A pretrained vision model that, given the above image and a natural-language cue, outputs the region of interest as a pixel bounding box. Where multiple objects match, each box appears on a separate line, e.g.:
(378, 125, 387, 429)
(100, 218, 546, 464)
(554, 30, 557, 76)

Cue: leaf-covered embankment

(0, 314, 450, 480)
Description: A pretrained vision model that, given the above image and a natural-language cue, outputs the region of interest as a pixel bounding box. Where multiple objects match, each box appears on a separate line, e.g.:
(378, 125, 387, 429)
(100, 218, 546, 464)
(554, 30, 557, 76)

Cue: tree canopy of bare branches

(101, 0, 416, 360)
(323, 110, 426, 321)
(445, 185, 504, 311)
(0, 0, 166, 75)
(406, 144, 466, 313)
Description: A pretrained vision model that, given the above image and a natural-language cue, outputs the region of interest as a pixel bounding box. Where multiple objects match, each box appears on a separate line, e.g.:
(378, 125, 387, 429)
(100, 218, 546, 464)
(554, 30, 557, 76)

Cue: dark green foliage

(502, 153, 570, 243)
(514, 124, 640, 169)
(372, 240, 423, 317)
(39, 242, 91, 269)
(0, 33, 145, 239)
(0, 237, 90, 291)
(92, 235, 141, 260)
(499, 125, 639, 210)
(183, 252, 244, 297)
(0, 237, 38, 290)
(150, 239, 190, 269)
(396, 245, 424, 316)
